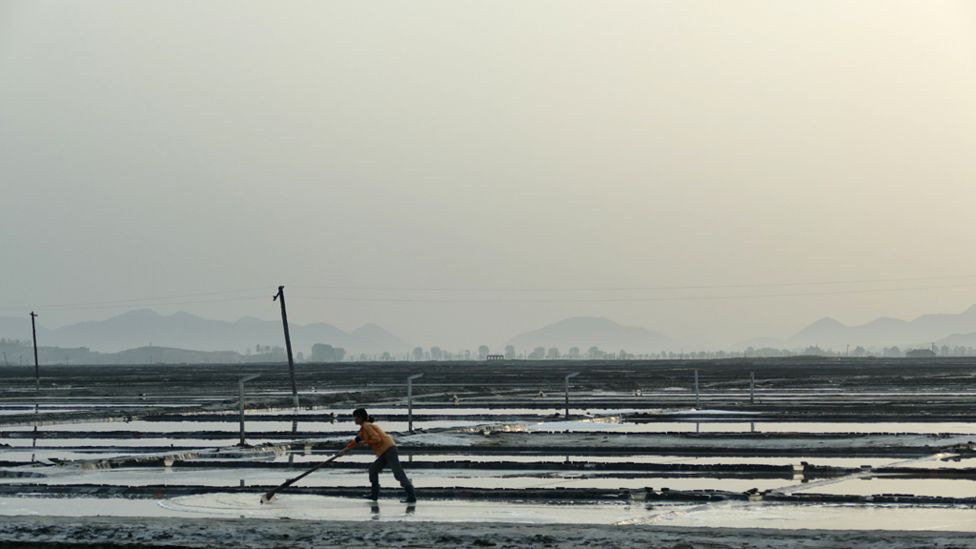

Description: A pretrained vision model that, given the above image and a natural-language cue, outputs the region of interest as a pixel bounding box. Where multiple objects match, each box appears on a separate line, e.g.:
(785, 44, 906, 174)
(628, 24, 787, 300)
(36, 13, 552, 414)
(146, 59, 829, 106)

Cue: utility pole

(30, 312, 39, 391)
(273, 286, 299, 408)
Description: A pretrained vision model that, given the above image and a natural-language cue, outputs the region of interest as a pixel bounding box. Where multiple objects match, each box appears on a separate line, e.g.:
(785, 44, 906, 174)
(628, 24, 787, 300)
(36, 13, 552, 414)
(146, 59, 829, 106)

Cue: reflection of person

(343, 408, 417, 503)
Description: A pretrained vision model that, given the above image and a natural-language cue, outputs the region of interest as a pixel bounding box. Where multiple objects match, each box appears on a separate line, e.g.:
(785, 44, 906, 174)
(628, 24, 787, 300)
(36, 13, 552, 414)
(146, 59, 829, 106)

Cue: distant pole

(30, 312, 39, 391)
(750, 371, 755, 404)
(273, 286, 299, 408)
(407, 373, 424, 433)
(694, 369, 700, 409)
(564, 372, 581, 418)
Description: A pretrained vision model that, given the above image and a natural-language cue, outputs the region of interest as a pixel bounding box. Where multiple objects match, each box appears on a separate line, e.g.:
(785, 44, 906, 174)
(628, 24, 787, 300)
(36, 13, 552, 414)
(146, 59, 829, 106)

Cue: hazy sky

(2, 1, 976, 349)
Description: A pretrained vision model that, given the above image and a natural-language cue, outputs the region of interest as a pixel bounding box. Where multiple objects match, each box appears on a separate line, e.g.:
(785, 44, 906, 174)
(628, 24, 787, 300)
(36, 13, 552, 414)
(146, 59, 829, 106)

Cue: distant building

(486, 354, 505, 361)
(905, 348, 936, 358)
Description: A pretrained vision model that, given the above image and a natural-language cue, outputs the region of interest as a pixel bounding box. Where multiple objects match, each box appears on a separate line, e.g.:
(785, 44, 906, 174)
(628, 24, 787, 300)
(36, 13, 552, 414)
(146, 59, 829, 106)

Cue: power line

(290, 274, 976, 293)
(291, 282, 976, 304)
(4, 275, 975, 314)
(0, 287, 269, 312)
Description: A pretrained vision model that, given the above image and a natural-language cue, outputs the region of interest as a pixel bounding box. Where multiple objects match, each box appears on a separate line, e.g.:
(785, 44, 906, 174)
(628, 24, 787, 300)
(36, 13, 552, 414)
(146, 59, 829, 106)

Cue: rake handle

(261, 450, 345, 503)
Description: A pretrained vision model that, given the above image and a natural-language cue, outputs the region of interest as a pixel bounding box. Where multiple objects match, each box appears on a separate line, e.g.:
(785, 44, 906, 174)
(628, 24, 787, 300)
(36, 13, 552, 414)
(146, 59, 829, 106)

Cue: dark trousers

(369, 447, 415, 499)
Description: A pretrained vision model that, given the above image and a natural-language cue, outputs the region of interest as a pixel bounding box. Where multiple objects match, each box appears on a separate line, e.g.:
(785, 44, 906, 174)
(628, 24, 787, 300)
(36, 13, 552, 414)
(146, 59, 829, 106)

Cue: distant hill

(0, 316, 51, 343)
(788, 305, 976, 350)
(933, 332, 976, 349)
(0, 309, 410, 355)
(0, 338, 268, 365)
(507, 317, 676, 353)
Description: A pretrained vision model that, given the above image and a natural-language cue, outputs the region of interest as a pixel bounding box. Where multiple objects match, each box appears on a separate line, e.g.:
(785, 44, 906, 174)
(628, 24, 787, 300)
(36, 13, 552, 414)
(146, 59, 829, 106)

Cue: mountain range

(4, 305, 976, 357)
(0, 309, 409, 355)
(746, 305, 976, 350)
(507, 316, 678, 353)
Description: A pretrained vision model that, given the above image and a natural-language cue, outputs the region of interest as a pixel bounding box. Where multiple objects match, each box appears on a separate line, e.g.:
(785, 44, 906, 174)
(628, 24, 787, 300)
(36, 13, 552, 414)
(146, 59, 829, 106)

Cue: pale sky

(2, 1, 976, 349)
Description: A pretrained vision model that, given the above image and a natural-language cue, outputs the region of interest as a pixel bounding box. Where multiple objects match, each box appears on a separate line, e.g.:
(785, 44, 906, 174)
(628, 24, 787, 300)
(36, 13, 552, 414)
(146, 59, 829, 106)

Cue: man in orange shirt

(343, 408, 417, 503)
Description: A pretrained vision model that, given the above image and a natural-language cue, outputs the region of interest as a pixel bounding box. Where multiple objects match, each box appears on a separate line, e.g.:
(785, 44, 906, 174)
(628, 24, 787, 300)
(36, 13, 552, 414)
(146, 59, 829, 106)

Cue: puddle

(160, 493, 642, 523)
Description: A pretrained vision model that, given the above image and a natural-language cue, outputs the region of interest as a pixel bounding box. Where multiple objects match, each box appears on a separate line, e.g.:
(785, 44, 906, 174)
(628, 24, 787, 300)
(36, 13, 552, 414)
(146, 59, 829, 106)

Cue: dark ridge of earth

(0, 517, 974, 549)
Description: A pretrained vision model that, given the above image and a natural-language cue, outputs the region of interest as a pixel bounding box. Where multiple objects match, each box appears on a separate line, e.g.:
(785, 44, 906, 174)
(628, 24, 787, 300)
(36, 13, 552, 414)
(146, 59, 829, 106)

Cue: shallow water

(633, 501, 976, 532)
(0, 467, 799, 492)
(529, 420, 976, 435)
(1, 438, 274, 448)
(271, 453, 903, 469)
(2, 494, 974, 532)
(2, 419, 483, 433)
(794, 477, 976, 499)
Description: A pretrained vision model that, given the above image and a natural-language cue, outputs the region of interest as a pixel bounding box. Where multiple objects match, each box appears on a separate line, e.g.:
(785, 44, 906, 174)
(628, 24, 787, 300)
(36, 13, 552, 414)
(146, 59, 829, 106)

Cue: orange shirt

(344, 422, 395, 456)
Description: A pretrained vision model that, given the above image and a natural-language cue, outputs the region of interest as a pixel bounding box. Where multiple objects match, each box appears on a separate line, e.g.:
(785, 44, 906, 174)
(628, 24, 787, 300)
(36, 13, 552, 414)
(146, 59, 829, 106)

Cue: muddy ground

(3, 356, 976, 402)
(0, 516, 974, 549)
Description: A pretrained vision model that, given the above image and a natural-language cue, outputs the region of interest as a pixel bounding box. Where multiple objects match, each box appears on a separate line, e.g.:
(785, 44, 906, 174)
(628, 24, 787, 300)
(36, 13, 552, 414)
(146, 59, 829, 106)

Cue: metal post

(750, 371, 755, 404)
(273, 286, 299, 408)
(238, 374, 260, 446)
(407, 373, 424, 433)
(564, 372, 580, 418)
(30, 312, 39, 391)
(694, 369, 700, 409)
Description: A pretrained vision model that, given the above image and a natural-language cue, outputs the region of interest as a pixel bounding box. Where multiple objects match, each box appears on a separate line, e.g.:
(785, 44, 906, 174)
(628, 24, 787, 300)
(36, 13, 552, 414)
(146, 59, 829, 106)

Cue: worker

(343, 408, 417, 503)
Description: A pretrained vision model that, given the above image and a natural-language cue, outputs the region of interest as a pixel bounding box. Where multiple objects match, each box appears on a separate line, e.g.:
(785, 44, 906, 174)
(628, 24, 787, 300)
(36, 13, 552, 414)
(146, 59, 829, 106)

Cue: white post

(694, 369, 700, 409)
(564, 372, 581, 418)
(407, 373, 424, 433)
(750, 371, 755, 404)
(238, 374, 260, 446)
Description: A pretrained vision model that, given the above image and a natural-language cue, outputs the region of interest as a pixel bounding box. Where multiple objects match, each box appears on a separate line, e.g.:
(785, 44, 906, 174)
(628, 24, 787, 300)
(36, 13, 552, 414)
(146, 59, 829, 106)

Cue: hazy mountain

(0, 316, 52, 343)
(507, 316, 676, 353)
(9, 305, 976, 358)
(933, 332, 976, 348)
(736, 336, 788, 350)
(789, 305, 976, 349)
(351, 323, 410, 353)
(0, 310, 410, 355)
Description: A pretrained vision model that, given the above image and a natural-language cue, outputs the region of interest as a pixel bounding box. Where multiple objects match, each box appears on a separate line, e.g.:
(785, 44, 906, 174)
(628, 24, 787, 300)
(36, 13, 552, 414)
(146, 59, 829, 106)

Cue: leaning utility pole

(30, 312, 39, 391)
(273, 286, 299, 408)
